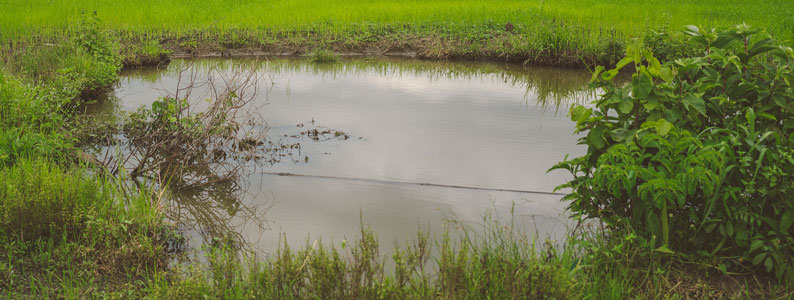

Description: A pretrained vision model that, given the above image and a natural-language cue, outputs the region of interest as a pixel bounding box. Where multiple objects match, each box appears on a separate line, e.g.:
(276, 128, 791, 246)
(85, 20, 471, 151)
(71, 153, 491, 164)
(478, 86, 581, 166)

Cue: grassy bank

(0, 21, 173, 297)
(2, 1, 793, 66)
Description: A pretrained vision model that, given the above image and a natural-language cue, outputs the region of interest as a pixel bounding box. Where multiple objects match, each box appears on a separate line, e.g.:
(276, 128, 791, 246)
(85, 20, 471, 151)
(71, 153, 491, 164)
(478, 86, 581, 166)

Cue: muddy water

(112, 58, 591, 254)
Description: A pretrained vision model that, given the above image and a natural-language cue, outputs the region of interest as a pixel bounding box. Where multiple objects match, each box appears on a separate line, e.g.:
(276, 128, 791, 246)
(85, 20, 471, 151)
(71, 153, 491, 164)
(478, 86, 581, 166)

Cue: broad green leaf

(570, 105, 592, 125)
(764, 257, 773, 272)
(647, 56, 661, 77)
(612, 128, 634, 142)
(587, 126, 606, 148)
(781, 210, 794, 231)
(627, 38, 644, 63)
(757, 112, 776, 121)
(750, 239, 765, 253)
(659, 66, 674, 83)
(655, 245, 675, 254)
(735, 228, 749, 246)
(712, 35, 739, 49)
(748, 38, 775, 59)
(654, 119, 673, 136)
(614, 57, 634, 70)
(684, 25, 701, 37)
(643, 101, 658, 111)
(773, 94, 787, 108)
(683, 94, 706, 116)
(602, 69, 619, 81)
(605, 90, 623, 104)
(618, 99, 634, 114)
(746, 108, 756, 133)
(752, 252, 766, 266)
(633, 73, 653, 99)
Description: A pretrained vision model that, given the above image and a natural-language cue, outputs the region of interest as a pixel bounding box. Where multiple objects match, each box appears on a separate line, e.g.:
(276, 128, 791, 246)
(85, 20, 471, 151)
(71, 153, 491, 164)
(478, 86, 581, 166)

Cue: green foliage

(121, 39, 171, 67)
(309, 49, 340, 63)
(54, 49, 120, 99)
(0, 160, 167, 297)
(0, 15, 167, 296)
(0, 72, 70, 129)
(126, 97, 202, 134)
(0, 13, 120, 114)
(0, 158, 156, 241)
(553, 25, 794, 277)
(74, 11, 120, 67)
(642, 21, 694, 63)
(0, 128, 66, 167)
(146, 213, 572, 299)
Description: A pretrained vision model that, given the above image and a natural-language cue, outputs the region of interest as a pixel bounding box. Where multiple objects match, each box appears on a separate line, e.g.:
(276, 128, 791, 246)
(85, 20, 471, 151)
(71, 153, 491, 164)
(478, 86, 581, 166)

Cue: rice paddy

(2, 0, 793, 39)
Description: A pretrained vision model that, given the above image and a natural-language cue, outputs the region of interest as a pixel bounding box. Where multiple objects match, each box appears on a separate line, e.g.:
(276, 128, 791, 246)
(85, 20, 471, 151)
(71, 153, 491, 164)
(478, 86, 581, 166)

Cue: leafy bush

(553, 24, 794, 277)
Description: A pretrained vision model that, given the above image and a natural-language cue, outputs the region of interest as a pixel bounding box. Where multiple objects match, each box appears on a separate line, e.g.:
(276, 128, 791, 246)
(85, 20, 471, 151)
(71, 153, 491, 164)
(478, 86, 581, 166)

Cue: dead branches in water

(117, 61, 269, 188)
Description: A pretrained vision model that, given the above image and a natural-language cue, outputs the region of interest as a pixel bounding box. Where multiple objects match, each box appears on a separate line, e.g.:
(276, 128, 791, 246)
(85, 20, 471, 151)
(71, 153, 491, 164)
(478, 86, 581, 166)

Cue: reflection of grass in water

(131, 57, 595, 108)
(119, 63, 172, 84)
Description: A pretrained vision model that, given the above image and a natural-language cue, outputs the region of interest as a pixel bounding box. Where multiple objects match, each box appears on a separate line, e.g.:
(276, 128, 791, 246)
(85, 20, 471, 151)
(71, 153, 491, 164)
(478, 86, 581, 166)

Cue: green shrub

(553, 24, 794, 277)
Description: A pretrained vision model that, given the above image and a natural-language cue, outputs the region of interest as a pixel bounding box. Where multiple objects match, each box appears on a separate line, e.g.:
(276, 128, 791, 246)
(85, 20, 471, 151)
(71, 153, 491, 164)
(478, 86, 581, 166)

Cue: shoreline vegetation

(2, 1, 794, 299)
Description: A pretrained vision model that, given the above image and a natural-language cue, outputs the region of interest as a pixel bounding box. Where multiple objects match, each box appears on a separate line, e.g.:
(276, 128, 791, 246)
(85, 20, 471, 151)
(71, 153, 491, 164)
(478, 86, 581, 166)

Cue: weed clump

(308, 49, 339, 63)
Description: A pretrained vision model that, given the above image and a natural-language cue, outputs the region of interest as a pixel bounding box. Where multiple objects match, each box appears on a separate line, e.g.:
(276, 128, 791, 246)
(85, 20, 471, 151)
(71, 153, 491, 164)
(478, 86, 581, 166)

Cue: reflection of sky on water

(113, 58, 590, 254)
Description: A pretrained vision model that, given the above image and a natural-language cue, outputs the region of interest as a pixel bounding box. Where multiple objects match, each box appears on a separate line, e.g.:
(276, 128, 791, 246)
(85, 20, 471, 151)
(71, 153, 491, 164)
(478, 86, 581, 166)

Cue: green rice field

(3, 0, 793, 39)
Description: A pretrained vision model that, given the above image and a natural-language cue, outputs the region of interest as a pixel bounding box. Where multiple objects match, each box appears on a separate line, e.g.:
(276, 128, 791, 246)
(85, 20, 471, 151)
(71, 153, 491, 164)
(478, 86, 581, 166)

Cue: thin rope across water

(261, 172, 566, 196)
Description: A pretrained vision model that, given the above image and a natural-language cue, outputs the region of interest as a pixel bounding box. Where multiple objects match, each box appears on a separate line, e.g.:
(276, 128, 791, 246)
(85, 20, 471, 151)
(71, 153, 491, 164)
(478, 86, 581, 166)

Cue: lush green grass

(2, 0, 793, 39)
(136, 217, 794, 299)
(2, 1, 793, 67)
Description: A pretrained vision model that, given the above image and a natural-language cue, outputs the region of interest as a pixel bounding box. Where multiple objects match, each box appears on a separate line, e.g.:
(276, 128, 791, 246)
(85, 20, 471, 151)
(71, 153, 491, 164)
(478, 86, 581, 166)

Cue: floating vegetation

(297, 123, 351, 141)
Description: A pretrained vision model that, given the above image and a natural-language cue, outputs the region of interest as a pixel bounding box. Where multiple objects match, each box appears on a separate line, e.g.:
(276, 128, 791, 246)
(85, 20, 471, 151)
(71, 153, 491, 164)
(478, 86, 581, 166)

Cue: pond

(104, 57, 592, 255)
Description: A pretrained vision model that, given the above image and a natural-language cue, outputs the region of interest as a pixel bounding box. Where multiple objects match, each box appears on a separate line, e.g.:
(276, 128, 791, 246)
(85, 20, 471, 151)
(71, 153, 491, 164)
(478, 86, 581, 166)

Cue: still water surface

(111, 58, 591, 254)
